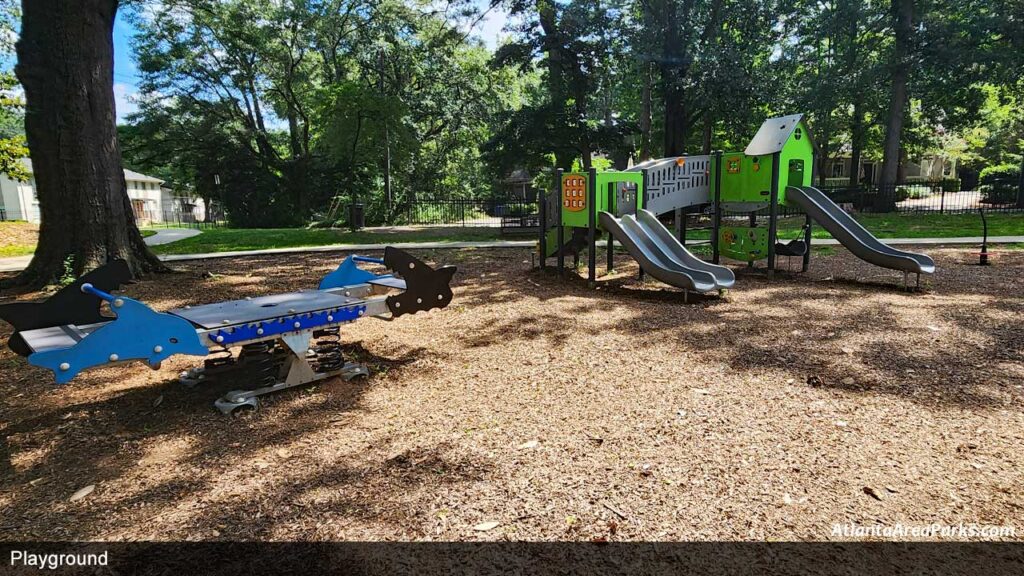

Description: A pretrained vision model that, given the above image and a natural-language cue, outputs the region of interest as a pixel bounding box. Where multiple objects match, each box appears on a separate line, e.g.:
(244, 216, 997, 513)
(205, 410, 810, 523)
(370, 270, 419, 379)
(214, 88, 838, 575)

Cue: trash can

(348, 203, 365, 230)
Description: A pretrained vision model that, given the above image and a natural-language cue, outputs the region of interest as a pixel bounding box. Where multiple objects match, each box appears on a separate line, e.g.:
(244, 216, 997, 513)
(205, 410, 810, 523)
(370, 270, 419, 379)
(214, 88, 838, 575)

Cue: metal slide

(599, 211, 732, 293)
(635, 209, 735, 289)
(786, 186, 935, 275)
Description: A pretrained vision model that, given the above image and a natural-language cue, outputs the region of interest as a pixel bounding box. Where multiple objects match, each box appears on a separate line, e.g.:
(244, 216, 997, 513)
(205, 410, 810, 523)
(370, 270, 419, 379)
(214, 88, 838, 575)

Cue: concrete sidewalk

(145, 228, 202, 245)
(1, 235, 1020, 273)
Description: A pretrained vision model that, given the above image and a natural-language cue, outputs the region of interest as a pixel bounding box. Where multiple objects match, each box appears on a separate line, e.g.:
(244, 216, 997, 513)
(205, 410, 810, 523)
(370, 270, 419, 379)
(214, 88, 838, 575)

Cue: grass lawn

(150, 214, 1023, 255)
(683, 212, 1023, 242)
(150, 226, 507, 255)
(3, 214, 1022, 258)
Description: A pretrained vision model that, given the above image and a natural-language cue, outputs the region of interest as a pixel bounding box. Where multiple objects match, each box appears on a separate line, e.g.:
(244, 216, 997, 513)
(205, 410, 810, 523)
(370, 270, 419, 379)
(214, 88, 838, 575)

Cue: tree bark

(661, 0, 692, 156)
(701, 111, 712, 155)
(12, 0, 166, 287)
(880, 0, 913, 188)
(640, 61, 653, 161)
(849, 98, 865, 187)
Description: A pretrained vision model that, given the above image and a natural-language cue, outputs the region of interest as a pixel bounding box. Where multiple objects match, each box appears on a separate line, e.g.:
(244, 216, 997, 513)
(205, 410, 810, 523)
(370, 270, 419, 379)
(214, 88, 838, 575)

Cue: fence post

(1018, 157, 1024, 208)
(939, 185, 945, 214)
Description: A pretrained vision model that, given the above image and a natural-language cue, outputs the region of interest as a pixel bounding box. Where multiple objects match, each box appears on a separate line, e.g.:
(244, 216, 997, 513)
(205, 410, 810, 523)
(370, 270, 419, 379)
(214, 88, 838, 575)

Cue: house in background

(823, 150, 960, 186)
(503, 169, 537, 201)
(0, 158, 169, 223)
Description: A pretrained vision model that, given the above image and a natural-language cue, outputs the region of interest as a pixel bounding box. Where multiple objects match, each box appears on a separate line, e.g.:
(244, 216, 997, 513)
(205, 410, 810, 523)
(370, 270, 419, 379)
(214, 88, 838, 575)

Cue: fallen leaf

(29, 478, 45, 486)
(785, 379, 795, 385)
(842, 377, 855, 385)
(152, 395, 164, 408)
(863, 486, 883, 501)
(884, 486, 899, 494)
(517, 440, 539, 450)
(473, 521, 499, 532)
(783, 493, 794, 505)
(277, 448, 291, 458)
(970, 462, 984, 470)
(692, 388, 711, 395)
(925, 325, 941, 332)
(835, 420, 848, 428)
(69, 484, 95, 503)
(841, 347, 854, 355)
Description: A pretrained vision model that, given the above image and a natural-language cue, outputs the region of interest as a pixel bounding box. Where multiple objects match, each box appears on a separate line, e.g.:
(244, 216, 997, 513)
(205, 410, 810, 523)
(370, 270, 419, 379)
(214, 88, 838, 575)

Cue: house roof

(504, 169, 532, 183)
(19, 158, 164, 184)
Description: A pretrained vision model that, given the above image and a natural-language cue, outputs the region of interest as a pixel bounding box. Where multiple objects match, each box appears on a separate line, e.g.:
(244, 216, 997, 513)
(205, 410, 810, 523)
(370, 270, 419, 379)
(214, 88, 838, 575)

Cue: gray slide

(635, 209, 736, 289)
(786, 186, 935, 275)
(599, 211, 733, 293)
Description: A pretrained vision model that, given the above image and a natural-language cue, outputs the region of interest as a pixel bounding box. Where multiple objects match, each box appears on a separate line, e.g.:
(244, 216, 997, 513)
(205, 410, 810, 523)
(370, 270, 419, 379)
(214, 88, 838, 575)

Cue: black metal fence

(775, 179, 1024, 217)
(136, 208, 227, 229)
(398, 198, 541, 231)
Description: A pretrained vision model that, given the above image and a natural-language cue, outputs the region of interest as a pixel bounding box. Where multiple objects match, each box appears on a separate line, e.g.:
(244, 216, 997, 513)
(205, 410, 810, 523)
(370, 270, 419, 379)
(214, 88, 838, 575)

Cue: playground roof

(744, 114, 812, 156)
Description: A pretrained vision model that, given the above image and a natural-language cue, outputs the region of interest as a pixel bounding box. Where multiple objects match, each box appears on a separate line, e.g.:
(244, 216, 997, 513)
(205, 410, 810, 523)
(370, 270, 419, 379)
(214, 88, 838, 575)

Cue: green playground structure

(538, 114, 935, 294)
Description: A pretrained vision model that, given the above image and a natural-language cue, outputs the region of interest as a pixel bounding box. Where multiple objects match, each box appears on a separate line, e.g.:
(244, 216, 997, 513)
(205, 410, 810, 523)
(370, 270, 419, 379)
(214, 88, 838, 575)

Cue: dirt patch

(0, 246, 1021, 541)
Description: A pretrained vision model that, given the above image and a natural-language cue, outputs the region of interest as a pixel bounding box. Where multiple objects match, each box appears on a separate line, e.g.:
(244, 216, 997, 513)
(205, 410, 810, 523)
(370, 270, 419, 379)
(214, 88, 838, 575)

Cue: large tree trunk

(879, 0, 913, 188)
(660, 0, 690, 156)
(13, 0, 165, 287)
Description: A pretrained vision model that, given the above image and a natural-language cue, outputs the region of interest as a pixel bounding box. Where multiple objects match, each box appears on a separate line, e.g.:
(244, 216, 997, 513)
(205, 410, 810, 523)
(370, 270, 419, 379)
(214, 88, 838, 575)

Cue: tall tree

(13, 0, 164, 287)
(879, 0, 913, 187)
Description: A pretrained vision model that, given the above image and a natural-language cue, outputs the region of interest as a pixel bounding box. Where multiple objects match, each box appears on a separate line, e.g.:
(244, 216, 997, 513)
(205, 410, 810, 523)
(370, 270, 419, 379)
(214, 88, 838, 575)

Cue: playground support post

(556, 169, 565, 278)
(801, 212, 812, 272)
(538, 190, 548, 270)
(766, 151, 781, 277)
(674, 208, 684, 242)
(606, 182, 615, 273)
(638, 169, 648, 281)
(588, 167, 597, 287)
(712, 151, 723, 264)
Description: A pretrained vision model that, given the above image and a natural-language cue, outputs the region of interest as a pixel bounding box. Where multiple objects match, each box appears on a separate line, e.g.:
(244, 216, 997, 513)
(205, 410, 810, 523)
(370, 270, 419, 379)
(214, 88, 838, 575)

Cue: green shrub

(980, 184, 1019, 204)
(979, 164, 1020, 185)
(979, 164, 1021, 204)
(940, 178, 961, 193)
(894, 184, 933, 201)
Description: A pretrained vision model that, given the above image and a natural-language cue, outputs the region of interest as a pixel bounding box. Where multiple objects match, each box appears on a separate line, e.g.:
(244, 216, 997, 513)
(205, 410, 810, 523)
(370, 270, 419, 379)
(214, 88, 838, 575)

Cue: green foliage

(980, 164, 1021, 184)
(979, 163, 1021, 204)
(0, 0, 26, 181)
(124, 0, 523, 228)
(116, 0, 1023, 227)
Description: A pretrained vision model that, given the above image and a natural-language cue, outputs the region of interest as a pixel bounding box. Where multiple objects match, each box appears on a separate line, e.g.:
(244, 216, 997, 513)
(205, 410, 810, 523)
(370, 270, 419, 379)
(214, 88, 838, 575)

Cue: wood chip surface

(0, 246, 1021, 541)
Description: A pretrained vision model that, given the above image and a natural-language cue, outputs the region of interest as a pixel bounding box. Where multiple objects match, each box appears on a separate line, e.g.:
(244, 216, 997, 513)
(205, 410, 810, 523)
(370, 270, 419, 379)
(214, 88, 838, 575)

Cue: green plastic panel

(714, 153, 774, 204)
(711, 119, 815, 207)
(719, 226, 768, 262)
(559, 171, 645, 228)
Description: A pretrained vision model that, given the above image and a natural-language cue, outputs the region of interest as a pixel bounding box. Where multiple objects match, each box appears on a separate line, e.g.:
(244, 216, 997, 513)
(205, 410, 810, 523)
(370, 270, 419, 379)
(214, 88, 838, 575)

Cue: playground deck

(0, 246, 1021, 541)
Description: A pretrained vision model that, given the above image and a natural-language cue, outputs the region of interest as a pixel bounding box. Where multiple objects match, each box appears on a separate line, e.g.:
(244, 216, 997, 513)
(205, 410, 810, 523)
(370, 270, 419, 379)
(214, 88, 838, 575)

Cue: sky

(111, 1, 511, 122)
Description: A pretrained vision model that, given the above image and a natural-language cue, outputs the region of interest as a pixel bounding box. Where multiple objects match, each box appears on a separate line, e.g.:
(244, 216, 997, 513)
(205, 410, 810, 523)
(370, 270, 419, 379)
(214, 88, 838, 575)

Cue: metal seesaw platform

(1, 247, 456, 414)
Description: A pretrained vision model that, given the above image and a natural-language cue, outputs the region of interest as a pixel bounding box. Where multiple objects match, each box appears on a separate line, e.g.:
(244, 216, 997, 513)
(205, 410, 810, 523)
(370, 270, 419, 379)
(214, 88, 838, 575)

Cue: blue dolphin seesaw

(0, 248, 456, 413)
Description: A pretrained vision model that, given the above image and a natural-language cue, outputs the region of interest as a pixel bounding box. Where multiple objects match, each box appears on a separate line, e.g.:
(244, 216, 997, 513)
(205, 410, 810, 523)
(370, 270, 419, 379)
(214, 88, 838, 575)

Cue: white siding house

(0, 159, 167, 223)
